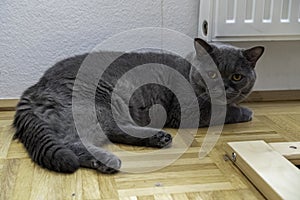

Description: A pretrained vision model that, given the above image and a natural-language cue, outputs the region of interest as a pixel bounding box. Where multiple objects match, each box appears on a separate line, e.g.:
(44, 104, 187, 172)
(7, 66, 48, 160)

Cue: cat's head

(189, 38, 264, 104)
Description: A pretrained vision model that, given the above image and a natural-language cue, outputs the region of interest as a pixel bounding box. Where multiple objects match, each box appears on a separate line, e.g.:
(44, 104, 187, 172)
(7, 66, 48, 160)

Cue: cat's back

(43, 50, 189, 84)
(42, 54, 88, 82)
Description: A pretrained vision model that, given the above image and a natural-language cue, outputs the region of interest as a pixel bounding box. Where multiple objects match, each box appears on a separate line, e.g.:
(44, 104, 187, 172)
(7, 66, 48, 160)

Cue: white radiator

(199, 0, 300, 41)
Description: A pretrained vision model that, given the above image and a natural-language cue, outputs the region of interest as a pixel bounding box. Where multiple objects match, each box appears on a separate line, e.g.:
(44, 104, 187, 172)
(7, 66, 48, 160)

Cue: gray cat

(13, 38, 264, 173)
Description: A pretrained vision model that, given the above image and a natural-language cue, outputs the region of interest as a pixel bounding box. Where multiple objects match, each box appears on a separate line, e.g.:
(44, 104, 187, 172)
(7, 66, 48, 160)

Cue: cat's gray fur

(13, 39, 264, 173)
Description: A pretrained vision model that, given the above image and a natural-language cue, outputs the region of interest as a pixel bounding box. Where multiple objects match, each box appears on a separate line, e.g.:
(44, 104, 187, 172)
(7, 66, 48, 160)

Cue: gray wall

(0, 0, 200, 99)
(1, 0, 299, 98)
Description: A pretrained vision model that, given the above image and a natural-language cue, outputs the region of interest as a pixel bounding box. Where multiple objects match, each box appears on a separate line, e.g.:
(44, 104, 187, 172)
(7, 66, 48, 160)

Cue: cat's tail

(13, 101, 80, 173)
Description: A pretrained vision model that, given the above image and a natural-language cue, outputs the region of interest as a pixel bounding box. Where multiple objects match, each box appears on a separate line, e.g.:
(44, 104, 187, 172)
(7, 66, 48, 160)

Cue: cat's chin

(211, 97, 240, 105)
(226, 96, 246, 105)
(211, 98, 228, 105)
(208, 93, 227, 105)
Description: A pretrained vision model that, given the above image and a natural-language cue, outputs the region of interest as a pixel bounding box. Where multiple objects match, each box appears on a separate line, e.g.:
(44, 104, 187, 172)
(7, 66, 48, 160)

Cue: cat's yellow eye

(207, 71, 218, 79)
(232, 74, 243, 81)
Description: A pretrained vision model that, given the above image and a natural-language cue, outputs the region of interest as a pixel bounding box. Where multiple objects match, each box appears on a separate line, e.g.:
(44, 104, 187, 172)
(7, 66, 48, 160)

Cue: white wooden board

(269, 142, 300, 165)
(225, 140, 300, 200)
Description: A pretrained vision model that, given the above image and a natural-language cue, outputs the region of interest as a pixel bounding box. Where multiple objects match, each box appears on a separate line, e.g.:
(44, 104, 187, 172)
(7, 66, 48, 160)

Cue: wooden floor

(1, 101, 300, 200)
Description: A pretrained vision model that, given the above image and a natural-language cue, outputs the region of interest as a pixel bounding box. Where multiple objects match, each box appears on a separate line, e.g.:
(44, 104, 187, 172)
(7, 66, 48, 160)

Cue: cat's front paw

(148, 131, 172, 148)
(226, 105, 253, 124)
(240, 107, 253, 122)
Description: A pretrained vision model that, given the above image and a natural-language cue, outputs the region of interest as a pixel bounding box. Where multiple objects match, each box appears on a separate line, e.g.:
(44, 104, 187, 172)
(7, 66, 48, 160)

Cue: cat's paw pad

(92, 157, 121, 174)
(241, 107, 253, 122)
(149, 131, 172, 148)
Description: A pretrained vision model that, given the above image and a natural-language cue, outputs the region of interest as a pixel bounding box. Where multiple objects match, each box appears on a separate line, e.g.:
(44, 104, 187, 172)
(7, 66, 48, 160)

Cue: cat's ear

(194, 38, 213, 56)
(243, 46, 265, 64)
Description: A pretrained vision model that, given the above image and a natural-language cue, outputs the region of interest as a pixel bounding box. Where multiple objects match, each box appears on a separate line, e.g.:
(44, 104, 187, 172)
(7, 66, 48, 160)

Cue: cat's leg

(96, 105, 172, 148)
(67, 141, 121, 174)
(105, 124, 172, 148)
(97, 106, 172, 148)
(225, 104, 253, 124)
